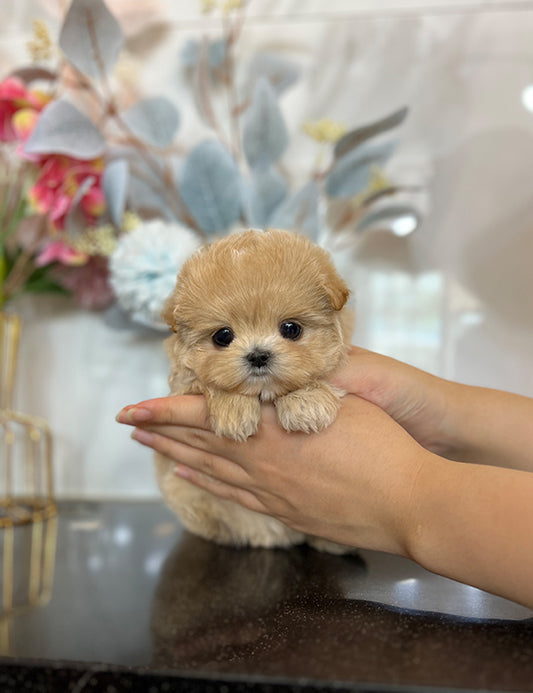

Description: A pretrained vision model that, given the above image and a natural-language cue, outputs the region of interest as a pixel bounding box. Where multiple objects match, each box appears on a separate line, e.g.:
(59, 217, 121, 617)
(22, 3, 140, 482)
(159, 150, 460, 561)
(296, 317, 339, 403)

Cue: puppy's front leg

(275, 382, 344, 434)
(206, 390, 261, 442)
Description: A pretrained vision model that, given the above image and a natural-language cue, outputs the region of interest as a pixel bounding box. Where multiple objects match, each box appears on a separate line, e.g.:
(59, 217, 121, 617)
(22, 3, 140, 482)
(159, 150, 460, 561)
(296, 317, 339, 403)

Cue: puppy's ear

(322, 270, 350, 311)
(161, 291, 177, 330)
(161, 289, 186, 335)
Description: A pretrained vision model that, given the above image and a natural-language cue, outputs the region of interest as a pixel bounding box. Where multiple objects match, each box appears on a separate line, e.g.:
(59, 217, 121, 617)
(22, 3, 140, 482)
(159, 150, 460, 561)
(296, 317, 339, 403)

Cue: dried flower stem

(3, 248, 34, 299)
(195, 38, 235, 156)
(223, 12, 244, 161)
(78, 12, 202, 236)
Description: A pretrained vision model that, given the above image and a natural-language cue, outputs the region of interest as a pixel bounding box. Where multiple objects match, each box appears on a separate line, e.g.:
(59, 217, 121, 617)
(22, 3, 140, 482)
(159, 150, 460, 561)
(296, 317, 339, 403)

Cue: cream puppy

(155, 229, 353, 550)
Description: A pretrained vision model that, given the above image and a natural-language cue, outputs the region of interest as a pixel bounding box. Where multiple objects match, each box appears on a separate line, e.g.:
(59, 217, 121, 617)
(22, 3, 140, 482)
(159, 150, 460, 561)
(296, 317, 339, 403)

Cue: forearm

(406, 454, 533, 608)
(334, 348, 533, 472)
(442, 383, 533, 471)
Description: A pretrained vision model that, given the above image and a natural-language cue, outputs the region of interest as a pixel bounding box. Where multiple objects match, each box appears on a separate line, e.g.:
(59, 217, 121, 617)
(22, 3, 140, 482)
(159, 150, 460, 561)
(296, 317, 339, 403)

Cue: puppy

(155, 229, 353, 551)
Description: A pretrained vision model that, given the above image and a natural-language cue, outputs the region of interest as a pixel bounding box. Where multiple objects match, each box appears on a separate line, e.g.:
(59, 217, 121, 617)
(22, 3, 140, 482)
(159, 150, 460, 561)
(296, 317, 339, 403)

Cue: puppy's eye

(212, 327, 234, 347)
(279, 321, 303, 341)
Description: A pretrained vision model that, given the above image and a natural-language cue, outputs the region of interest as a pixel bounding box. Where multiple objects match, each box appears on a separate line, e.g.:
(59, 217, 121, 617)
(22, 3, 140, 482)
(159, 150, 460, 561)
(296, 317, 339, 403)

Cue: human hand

(330, 347, 459, 458)
(333, 348, 533, 471)
(116, 393, 435, 557)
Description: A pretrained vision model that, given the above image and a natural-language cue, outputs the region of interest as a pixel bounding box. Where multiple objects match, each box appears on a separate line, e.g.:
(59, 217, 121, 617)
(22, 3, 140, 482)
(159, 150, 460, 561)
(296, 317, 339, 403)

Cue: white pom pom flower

(109, 219, 202, 330)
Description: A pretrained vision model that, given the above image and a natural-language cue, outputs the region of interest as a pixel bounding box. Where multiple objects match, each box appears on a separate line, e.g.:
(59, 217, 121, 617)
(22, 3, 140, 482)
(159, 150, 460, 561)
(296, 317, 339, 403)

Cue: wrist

(387, 445, 440, 560)
(427, 378, 476, 461)
(401, 451, 458, 565)
(402, 453, 533, 606)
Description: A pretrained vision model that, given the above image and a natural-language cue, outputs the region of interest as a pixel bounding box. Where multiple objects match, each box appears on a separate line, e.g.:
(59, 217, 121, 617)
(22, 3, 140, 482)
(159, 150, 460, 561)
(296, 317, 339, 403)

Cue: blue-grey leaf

(122, 97, 180, 147)
(180, 140, 243, 235)
(326, 140, 396, 198)
(181, 39, 200, 67)
(24, 99, 105, 159)
(118, 149, 177, 221)
(357, 204, 420, 235)
(334, 107, 408, 159)
(127, 174, 174, 221)
(181, 38, 227, 70)
(245, 52, 300, 95)
(59, 0, 123, 79)
(245, 167, 287, 227)
(242, 78, 289, 169)
(269, 181, 320, 241)
(209, 39, 227, 68)
(103, 159, 129, 226)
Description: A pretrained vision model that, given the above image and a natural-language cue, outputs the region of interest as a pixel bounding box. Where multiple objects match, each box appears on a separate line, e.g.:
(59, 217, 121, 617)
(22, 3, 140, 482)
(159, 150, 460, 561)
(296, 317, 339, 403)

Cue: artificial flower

(70, 224, 118, 257)
(0, 76, 49, 142)
(0, 0, 418, 318)
(302, 118, 347, 144)
(53, 256, 115, 310)
(12, 107, 40, 140)
(35, 239, 87, 267)
(109, 219, 201, 330)
(26, 20, 54, 63)
(28, 155, 106, 230)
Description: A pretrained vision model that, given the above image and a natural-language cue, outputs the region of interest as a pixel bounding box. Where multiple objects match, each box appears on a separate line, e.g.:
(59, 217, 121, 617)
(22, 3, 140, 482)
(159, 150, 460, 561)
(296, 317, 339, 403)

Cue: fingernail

(116, 407, 153, 424)
(130, 408, 153, 423)
(131, 428, 154, 445)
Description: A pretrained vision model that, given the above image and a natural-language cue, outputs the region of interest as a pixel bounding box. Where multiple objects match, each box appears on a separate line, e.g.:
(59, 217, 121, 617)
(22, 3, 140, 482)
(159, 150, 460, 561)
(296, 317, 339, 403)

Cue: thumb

(116, 394, 211, 429)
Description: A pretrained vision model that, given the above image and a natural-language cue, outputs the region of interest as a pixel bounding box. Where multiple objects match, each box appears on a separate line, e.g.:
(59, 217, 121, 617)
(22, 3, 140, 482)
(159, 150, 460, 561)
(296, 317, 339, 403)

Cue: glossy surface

(2, 501, 533, 691)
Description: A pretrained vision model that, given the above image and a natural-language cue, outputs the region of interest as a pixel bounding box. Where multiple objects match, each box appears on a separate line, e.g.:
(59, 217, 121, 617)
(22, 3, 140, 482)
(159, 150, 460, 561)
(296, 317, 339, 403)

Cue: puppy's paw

(306, 536, 356, 555)
(275, 383, 342, 434)
(207, 391, 261, 441)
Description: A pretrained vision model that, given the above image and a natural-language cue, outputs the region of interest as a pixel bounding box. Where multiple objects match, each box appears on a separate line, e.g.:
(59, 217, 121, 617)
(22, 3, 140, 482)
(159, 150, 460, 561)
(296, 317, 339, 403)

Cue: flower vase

(0, 310, 57, 653)
(0, 312, 20, 411)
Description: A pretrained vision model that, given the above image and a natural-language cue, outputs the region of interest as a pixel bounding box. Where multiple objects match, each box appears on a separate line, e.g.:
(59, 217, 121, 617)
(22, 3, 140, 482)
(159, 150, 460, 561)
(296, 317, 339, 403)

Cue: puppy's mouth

(246, 362, 274, 379)
(248, 367, 272, 379)
(237, 363, 292, 400)
(242, 367, 280, 400)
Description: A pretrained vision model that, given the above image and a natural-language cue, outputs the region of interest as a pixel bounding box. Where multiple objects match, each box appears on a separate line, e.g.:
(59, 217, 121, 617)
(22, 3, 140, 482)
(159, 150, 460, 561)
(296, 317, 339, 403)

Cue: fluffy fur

(155, 229, 353, 551)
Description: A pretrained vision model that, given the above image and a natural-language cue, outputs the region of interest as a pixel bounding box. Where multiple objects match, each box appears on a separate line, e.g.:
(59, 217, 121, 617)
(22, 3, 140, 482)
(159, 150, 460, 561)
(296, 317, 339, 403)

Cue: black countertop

(1, 501, 532, 692)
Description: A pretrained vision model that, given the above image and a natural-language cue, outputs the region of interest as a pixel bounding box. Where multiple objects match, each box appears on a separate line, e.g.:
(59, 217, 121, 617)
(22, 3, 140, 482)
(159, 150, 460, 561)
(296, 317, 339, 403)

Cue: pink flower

(79, 184, 106, 219)
(35, 239, 86, 267)
(28, 155, 106, 230)
(53, 256, 115, 310)
(12, 107, 40, 140)
(0, 76, 49, 141)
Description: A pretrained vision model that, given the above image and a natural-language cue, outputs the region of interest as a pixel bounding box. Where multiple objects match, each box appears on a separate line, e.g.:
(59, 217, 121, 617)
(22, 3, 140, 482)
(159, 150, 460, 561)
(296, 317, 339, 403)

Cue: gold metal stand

(0, 312, 57, 652)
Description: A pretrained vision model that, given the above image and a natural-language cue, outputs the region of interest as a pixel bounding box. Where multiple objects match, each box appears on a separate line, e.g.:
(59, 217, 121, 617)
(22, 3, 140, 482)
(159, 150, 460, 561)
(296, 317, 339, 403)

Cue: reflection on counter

(0, 512, 57, 654)
(2, 501, 532, 692)
(151, 533, 533, 690)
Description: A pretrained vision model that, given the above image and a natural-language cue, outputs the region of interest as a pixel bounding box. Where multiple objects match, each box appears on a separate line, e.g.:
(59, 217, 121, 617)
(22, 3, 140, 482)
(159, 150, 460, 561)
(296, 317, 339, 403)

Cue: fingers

(173, 464, 267, 515)
(131, 427, 267, 515)
(117, 395, 236, 459)
(116, 395, 210, 430)
(117, 395, 283, 462)
(139, 423, 219, 452)
(131, 427, 245, 485)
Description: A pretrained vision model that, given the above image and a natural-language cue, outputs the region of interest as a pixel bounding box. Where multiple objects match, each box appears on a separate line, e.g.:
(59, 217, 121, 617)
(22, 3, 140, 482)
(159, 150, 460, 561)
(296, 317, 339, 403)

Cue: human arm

(331, 346, 533, 471)
(116, 392, 533, 608)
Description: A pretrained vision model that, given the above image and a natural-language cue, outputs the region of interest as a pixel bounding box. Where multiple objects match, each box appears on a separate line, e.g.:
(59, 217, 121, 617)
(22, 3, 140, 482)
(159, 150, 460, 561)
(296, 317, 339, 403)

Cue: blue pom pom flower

(109, 219, 201, 330)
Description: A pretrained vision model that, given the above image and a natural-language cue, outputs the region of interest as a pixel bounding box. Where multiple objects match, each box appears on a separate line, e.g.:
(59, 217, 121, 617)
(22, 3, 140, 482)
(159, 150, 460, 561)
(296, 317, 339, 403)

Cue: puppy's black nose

(246, 349, 272, 369)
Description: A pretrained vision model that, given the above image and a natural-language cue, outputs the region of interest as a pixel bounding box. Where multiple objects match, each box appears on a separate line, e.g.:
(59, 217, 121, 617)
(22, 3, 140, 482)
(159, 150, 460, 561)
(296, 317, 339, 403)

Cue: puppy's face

(164, 230, 350, 399)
